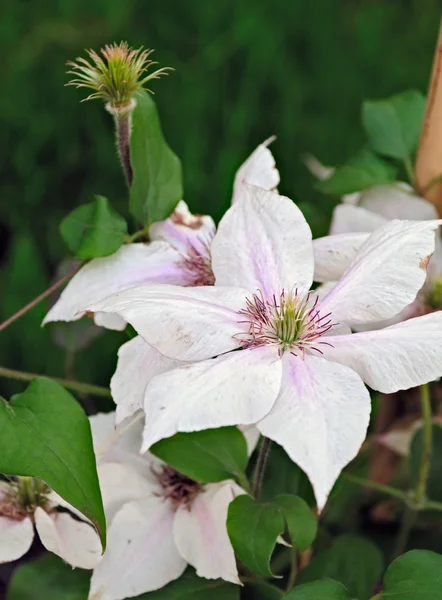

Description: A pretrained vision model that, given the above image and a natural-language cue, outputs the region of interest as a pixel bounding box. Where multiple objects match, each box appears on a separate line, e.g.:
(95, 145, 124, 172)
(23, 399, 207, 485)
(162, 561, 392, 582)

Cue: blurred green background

(0, 0, 440, 397)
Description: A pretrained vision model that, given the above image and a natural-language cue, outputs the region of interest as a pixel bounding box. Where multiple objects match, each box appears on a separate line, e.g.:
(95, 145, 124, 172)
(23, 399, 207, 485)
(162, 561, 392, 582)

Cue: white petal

(89, 499, 186, 600)
(149, 200, 216, 256)
(232, 138, 280, 203)
(313, 232, 369, 283)
(35, 507, 102, 569)
(320, 219, 442, 326)
(173, 481, 243, 584)
(93, 313, 127, 331)
(0, 516, 34, 563)
(43, 242, 187, 327)
(97, 462, 158, 524)
(240, 425, 261, 456)
(330, 204, 387, 235)
(111, 336, 183, 425)
(321, 312, 442, 393)
(88, 284, 247, 361)
(258, 353, 371, 510)
(303, 154, 335, 181)
(142, 346, 282, 450)
(359, 184, 438, 221)
(89, 412, 116, 449)
(212, 185, 314, 297)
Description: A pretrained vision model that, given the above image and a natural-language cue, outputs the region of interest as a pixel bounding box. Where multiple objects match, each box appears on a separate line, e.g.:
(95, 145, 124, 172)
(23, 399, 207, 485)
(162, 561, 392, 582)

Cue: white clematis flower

(87, 185, 442, 509)
(0, 477, 101, 568)
(43, 141, 280, 331)
(87, 413, 246, 600)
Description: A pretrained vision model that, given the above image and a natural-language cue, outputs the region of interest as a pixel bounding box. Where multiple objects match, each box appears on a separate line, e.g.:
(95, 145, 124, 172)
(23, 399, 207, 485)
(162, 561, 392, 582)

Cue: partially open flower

(66, 42, 172, 112)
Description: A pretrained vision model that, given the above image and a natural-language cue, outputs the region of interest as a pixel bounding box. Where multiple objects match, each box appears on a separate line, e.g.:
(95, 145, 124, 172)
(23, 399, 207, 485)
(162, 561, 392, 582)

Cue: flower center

(181, 246, 215, 286)
(155, 466, 203, 510)
(0, 477, 49, 521)
(237, 289, 335, 354)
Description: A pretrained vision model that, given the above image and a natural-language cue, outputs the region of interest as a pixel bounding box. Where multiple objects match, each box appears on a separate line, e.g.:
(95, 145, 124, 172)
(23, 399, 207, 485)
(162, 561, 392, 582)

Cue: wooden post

(415, 19, 442, 215)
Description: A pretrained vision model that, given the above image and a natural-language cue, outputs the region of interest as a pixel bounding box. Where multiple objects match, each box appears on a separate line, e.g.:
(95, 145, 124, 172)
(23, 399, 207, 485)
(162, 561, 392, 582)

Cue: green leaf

(283, 579, 351, 599)
(273, 495, 317, 551)
(151, 427, 249, 483)
(362, 89, 426, 161)
(60, 195, 127, 259)
(260, 443, 315, 507)
(7, 553, 90, 600)
(297, 535, 383, 600)
(129, 90, 183, 225)
(0, 378, 106, 548)
(380, 550, 442, 599)
(316, 149, 396, 196)
(245, 582, 284, 599)
(227, 495, 285, 577)
(410, 423, 442, 502)
(131, 568, 239, 599)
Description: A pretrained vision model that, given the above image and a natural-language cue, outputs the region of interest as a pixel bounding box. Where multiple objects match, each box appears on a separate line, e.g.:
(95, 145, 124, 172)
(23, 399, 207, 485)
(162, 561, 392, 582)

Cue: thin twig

(414, 383, 432, 506)
(342, 473, 408, 502)
(0, 365, 111, 398)
(252, 437, 272, 498)
(0, 262, 83, 333)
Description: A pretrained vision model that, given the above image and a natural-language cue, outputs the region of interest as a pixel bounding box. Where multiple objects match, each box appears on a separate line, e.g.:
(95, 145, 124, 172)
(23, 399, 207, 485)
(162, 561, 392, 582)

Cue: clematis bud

(66, 42, 172, 185)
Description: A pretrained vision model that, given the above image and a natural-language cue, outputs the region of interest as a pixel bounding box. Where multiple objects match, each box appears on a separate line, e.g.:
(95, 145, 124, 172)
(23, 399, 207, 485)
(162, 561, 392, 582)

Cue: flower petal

(34, 507, 102, 569)
(321, 311, 442, 393)
(173, 481, 243, 584)
(111, 336, 183, 425)
(330, 204, 387, 235)
(0, 516, 34, 563)
(89, 499, 186, 600)
(313, 232, 369, 282)
(240, 425, 261, 456)
(320, 219, 442, 326)
(212, 185, 314, 297)
(150, 200, 216, 256)
(257, 353, 371, 510)
(88, 284, 247, 361)
(97, 462, 158, 524)
(142, 346, 282, 451)
(359, 184, 438, 221)
(43, 242, 187, 329)
(232, 138, 280, 203)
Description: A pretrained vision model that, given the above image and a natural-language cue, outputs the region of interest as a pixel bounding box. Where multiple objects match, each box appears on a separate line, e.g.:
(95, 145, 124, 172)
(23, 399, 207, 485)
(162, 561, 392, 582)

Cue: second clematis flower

(88, 185, 442, 509)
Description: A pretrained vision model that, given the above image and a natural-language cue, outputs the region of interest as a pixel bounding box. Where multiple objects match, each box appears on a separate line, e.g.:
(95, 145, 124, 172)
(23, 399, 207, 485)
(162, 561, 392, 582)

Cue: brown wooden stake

(415, 19, 442, 215)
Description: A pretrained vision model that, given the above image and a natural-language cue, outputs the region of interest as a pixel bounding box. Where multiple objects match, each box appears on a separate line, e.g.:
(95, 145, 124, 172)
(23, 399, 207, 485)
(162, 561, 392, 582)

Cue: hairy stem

(0, 366, 111, 398)
(286, 547, 298, 591)
(0, 262, 83, 333)
(115, 112, 133, 186)
(252, 437, 272, 498)
(414, 383, 432, 506)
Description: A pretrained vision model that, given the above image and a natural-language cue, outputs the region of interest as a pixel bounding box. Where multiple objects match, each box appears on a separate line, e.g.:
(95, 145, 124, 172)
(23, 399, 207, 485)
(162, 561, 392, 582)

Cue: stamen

(154, 465, 203, 510)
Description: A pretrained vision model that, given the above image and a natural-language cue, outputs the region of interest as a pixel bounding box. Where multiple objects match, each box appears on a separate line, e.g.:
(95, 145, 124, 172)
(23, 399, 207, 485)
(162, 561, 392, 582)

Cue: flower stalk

(252, 437, 272, 498)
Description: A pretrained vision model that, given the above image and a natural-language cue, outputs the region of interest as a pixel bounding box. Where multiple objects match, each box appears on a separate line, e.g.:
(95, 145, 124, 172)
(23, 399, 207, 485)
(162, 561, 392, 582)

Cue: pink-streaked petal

(330, 204, 387, 235)
(111, 336, 184, 425)
(97, 462, 159, 524)
(322, 311, 442, 393)
(212, 185, 314, 297)
(359, 184, 438, 221)
(313, 232, 370, 283)
(258, 353, 371, 510)
(320, 219, 442, 327)
(232, 138, 280, 203)
(173, 481, 244, 584)
(0, 516, 34, 563)
(150, 200, 216, 256)
(43, 242, 189, 328)
(88, 284, 248, 361)
(89, 499, 186, 600)
(34, 507, 102, 569)
(142, 346, 282, 451)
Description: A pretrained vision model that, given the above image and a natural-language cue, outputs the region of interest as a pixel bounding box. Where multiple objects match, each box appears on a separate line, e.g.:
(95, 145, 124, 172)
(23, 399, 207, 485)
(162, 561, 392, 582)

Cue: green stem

(422, 499, 442, 511)
(371, 594, 382, 600)
(0, 262, 84, 334)
(0, 366, 111, 398)
(392, 504, 417, 560)
(236, 472, 251, 494)
(125, 225, 150, 243)
(286, 547, 298, 591)
(414, 383, 432, 506)
(252, 437, 272, 498)
(115, 111, 133, 186)
(342, 473, 408, 502)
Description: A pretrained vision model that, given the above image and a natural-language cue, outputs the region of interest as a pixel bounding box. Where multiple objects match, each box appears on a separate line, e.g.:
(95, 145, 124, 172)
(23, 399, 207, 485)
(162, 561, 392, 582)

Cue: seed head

(66, 42, 172, 110)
